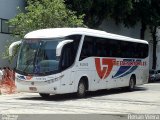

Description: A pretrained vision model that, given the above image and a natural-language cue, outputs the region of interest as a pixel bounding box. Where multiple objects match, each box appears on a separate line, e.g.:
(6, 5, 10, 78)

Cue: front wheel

(77, 81, 86, 98)
(39, 93, 50, 98)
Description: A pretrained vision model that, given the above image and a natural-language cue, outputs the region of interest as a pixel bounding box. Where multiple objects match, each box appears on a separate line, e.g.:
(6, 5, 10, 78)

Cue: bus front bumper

(15, 80, 60, 94)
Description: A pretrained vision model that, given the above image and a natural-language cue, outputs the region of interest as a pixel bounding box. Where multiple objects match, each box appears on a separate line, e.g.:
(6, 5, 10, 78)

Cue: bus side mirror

(9, 40, 22, 56)
(56, 40, 73, 57)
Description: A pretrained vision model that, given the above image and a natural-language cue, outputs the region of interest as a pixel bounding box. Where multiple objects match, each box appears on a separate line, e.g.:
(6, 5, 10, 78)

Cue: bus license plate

(29, 87, 37, 91)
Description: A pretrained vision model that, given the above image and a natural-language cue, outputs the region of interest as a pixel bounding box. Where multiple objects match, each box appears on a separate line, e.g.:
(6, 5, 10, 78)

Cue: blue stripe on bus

(113, 59, 141, 79)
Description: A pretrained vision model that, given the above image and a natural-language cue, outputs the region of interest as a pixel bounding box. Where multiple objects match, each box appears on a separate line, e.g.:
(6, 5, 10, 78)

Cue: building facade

(0, 0, 25, 67)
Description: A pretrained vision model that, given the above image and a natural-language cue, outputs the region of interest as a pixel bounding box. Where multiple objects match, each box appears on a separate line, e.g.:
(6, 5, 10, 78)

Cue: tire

(77, 80, 86, 98)
(128, 77, 135, 91)
(39, 93, 50, 98)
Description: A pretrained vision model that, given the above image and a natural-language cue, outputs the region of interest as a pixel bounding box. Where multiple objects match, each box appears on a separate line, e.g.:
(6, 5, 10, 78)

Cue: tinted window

(79, 36, 148, 60)
(80, 36, 94, 60)
(60, 35, 81, 70)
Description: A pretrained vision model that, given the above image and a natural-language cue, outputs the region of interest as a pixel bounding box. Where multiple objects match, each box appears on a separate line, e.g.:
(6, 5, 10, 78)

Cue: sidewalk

(0, 84, 16, 95)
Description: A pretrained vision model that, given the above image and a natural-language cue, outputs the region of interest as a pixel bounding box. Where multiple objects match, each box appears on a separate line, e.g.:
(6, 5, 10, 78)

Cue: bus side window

(80, 36, 93, 60)
(60, 35, 81, 71)
(60, 43, 76, 70)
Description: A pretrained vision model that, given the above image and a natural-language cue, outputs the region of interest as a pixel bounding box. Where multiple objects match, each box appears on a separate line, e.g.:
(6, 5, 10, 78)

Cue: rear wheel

(77, 80, 86, 98)
(39, 93, 50, 98)
(128, 77, 135, 91)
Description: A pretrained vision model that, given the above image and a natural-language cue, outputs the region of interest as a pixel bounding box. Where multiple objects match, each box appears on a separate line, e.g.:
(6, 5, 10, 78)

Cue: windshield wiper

(22, 59, 34, 74)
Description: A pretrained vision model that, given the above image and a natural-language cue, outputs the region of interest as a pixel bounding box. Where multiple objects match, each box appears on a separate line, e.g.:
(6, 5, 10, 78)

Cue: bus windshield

(16, 38, 63, 75)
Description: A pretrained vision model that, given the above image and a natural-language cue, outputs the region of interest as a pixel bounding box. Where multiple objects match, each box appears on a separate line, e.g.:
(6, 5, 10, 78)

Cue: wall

(0, 0, 25, 68)
(0, 0, 25, 19)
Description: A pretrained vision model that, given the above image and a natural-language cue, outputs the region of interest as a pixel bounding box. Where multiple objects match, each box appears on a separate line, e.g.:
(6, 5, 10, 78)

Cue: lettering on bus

(80, 63, 88, 67)
(113, 60, 146, 66)
(95, 58, 147, 80)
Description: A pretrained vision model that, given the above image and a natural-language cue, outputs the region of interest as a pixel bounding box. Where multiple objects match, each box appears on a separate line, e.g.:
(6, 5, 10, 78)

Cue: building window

(0, 18, 12, 34)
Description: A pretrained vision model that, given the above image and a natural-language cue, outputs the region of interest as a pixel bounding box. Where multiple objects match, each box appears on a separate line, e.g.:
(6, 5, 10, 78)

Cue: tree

(9, 0, 85, 38)
(65, 0, 114, 28)
(149, 0, 160, 69)
(127, 0, 160, 69)
(110, 0, 160, 69)
(4, 0, 85, 62)
(111, 0, 151, 40)
(65, 0, 160, 69)
(111, 0, 133, 25)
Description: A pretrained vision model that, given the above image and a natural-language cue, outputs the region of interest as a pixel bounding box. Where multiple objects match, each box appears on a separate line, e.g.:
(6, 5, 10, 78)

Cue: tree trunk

(152, 26, 157, 70)
(140, 22, 146, 40)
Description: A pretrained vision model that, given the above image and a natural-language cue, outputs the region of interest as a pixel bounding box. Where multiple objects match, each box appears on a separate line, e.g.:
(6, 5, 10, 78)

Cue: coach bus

(9, 28, 149, 98)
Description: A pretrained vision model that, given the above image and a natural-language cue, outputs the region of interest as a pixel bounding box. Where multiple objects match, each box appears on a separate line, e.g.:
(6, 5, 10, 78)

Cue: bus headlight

(45, 75, 64, 84)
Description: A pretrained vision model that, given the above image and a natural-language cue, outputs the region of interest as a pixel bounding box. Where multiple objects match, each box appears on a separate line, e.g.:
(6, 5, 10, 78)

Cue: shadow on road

(17, 86, 148, 101)
(147, 80, 160, 84)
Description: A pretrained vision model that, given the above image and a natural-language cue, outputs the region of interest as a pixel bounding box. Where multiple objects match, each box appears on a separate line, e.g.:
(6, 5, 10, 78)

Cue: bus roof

(24, 28, 148, 44)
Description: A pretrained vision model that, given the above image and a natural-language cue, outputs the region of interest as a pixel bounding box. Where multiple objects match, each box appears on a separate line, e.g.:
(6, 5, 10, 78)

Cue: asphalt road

(0, 81, 160, 119)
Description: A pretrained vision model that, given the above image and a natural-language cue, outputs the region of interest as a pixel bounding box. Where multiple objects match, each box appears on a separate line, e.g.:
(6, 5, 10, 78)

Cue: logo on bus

(95, 58, 146, 80)
(95, 58, 115, 79)
(17, 75, 33, 81)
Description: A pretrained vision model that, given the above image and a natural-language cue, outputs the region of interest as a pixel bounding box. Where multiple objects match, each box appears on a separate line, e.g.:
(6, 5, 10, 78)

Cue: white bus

(9, 28, 149, 98)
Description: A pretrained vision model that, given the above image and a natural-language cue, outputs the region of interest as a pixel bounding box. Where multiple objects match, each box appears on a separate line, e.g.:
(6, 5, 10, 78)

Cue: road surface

(0, 82, 160, 116)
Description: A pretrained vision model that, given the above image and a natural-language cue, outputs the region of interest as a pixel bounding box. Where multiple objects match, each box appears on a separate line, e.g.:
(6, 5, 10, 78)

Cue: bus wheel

(128, 77, 135, 91)
(39, 93, 50, 98)
(77, 80, 86, 98)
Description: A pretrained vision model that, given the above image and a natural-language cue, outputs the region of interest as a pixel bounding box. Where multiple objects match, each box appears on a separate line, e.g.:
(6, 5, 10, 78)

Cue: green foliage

(2, 38, 20, 63)
(6, 0, 85, 63)
(9, 0, 85, 38)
